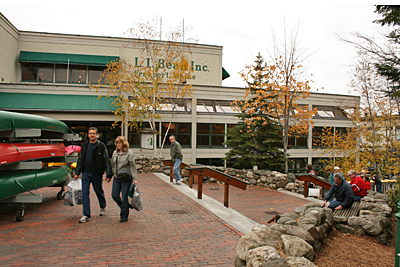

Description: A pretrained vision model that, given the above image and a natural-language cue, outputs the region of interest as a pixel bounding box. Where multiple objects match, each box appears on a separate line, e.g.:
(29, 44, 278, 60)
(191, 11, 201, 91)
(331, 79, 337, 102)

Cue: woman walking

(106, 136, 137, 222)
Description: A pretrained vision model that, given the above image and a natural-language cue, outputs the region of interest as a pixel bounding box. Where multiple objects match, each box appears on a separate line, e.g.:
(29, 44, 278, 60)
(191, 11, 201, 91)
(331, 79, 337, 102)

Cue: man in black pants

(74, 127, 112, 223)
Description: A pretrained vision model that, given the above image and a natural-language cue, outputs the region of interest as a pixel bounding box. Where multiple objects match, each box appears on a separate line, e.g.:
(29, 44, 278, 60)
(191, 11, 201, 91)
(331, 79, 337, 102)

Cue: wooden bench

(333, 201, 360, 222)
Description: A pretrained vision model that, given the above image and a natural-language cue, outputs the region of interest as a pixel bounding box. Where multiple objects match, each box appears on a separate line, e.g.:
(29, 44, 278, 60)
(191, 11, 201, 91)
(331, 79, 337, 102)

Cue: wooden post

(197, 175, 203, 199)
(170, 165, 173, 183)
(224, 183, 229, 208)
(304, 181, 309, 198)
(189, 174, 194, 189)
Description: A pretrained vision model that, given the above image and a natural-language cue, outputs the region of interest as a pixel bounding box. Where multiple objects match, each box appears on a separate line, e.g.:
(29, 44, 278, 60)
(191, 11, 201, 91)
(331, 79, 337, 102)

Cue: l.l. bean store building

(0, 13, 359, 173)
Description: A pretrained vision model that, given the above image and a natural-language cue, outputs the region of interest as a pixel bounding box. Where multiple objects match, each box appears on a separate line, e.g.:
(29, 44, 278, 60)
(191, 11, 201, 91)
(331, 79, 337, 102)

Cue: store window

(162, 122, 191, 147)
(88, 66, 106, 84)
(288, 134, 308, 149)
(70, 65, 86, 84)
(21, 63, 37, 81)
(197, 123, 225, 148)
(37, 64, 54, 82)
(55, 64, 68, 83)
(128, 122, 150, 148)
(312, 127, 333, 148)
(288, 158, 308, 173)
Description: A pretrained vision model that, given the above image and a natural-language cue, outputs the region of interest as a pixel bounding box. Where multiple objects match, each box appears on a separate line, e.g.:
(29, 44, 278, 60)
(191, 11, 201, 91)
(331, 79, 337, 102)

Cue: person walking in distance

(73, 127, 112, 223)
(106, 136, 137, 223)
(169, 135, 183, 185)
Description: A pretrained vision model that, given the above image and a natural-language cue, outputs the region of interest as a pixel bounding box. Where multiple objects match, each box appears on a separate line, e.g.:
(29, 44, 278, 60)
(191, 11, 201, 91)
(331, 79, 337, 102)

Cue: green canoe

(0, 110, 71, 138)
(0, 166, 71, 200)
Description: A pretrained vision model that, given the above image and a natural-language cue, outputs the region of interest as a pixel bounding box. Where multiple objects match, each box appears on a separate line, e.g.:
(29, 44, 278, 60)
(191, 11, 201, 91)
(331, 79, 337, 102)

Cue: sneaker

(176, 180, 182, 185)
(100, 208, 106, 216)
(79, 215, 91, 223)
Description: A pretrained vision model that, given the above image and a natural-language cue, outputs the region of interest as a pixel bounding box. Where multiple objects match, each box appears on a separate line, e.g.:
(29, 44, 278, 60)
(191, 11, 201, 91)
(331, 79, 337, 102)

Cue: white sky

(0, 1, 393, 95)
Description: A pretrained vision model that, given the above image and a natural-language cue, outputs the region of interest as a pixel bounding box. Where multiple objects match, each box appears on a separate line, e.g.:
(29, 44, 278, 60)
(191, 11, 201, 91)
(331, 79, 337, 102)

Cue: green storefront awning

(18, 51, 119, 66)
(0, 93, 116, 111)
(222, 67, 230, 80)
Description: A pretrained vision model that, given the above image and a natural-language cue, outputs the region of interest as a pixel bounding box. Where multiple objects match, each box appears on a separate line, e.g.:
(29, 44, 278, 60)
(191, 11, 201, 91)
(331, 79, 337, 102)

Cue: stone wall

(235, 203, 332, 267)
(134, 157, 165, 173)
(164, 164, 309, 194)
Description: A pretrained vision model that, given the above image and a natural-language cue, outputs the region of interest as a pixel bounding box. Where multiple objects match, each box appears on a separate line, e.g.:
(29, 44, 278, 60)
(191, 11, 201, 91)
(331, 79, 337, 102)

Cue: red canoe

(0, 143, 66, 166)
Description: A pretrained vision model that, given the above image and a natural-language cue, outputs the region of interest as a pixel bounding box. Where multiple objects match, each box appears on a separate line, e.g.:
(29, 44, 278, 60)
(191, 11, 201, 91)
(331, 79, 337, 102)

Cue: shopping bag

(128, 184, 142, 211)
(63, 190, 74, 206)
(64, 178, 82, 206)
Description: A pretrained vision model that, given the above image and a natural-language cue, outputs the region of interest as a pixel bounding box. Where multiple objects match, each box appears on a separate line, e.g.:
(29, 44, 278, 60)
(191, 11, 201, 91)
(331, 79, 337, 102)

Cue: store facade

(0, 13, 359, 173)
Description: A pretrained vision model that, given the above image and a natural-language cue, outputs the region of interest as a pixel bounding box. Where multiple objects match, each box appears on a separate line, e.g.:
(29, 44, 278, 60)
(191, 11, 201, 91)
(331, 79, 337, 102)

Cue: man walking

(169, 135, 183, 185)
(74, 127, 112, 223)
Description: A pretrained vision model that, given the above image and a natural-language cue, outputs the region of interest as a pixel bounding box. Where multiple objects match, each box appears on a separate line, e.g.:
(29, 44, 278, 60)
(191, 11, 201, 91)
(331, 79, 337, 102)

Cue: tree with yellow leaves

(90, 16, 196, 154)
(318, 51, 400, 178)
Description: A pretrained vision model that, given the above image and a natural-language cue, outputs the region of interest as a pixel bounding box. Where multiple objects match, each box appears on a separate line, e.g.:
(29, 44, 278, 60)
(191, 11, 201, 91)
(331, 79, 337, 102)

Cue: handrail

(163, 159, 249, 208)
(296, 173, 332, 198)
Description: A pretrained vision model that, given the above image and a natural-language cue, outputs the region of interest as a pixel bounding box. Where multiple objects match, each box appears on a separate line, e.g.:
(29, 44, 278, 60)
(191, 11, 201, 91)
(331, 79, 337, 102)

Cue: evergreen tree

(224, 53, 285, 170)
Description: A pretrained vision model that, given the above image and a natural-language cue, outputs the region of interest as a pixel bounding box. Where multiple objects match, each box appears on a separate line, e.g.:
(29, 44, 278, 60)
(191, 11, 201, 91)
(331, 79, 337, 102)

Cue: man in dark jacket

(73, 127, 112, 223)
(322, 173, 354, 211)
(169, 135, 183, 185)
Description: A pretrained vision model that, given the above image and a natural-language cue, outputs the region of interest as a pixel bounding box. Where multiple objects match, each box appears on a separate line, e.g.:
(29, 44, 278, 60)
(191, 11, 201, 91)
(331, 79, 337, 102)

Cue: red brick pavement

(0, 173, 241, 266)
(198, 183, 312, 224)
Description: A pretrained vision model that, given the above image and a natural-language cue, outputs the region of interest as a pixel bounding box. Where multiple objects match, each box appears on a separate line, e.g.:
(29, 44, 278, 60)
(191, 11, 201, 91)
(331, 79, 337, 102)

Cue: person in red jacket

(348, 170, 367, 201)
(360, 170, 371, 191)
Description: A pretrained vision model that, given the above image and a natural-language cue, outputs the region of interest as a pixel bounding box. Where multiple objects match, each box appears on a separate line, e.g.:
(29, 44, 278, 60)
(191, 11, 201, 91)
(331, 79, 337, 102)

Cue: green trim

(18, 51, 119, 66)
(222, 67, 230, 80)
(0, 92, 116, 111)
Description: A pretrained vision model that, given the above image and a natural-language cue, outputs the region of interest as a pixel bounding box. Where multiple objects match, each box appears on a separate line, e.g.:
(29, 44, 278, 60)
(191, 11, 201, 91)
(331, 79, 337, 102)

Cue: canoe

(0, 166, 71, 200)
(0, 110, 71, 139)
(0, 143, 66, 166)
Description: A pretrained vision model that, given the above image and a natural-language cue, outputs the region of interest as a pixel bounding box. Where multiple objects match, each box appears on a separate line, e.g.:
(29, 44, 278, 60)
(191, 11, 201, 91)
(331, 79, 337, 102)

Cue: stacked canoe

(0, 110, 79, 202)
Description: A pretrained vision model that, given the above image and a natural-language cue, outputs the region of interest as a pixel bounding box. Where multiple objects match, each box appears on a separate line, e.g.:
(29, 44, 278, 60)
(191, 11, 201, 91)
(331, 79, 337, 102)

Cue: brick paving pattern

(0, 174, 240, 266)
(199, 183, 312, 224)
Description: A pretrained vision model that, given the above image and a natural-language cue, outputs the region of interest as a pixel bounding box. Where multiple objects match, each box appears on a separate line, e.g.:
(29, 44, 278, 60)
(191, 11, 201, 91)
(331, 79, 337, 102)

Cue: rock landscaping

(235, 202, 332, 267)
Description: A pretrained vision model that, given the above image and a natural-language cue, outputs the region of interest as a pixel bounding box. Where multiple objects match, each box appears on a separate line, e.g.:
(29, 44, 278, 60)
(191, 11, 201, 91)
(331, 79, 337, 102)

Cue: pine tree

(224, 53, 285, 171)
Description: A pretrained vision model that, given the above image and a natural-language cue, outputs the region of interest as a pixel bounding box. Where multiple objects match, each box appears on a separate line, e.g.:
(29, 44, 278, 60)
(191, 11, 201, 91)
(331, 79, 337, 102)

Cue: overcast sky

(0, 1, 394, 95)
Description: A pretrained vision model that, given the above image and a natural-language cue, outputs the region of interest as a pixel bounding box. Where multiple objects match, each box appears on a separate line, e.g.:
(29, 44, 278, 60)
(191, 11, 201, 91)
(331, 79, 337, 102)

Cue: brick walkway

(0, 173, 317, 266)
(0, 173, 240, 266)
(200, 183, 313, 224)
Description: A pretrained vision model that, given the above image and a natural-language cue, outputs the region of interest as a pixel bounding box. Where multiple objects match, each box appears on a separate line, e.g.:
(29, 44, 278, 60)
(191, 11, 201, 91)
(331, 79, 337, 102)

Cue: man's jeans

(173, 158, 182, 182)
(82, 172, 106, 217)
(112, 178, 132, 221)
(328, 200, 347, 211)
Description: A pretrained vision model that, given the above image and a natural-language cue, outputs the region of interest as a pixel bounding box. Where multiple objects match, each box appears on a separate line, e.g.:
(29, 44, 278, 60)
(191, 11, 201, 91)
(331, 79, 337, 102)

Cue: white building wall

(0, 14, 19, 83)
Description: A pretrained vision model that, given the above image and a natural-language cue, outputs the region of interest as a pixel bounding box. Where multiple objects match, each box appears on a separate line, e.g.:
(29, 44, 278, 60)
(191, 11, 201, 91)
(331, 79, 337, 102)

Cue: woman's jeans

(173, 159, 182, 182)
(112, 178, 133, 221)
(82, 172, 106, 218)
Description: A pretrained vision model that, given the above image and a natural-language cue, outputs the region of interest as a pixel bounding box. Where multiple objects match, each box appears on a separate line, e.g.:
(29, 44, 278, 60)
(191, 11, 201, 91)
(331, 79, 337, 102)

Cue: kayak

(0, 143, 66, 166)
(0, 166, 71, 200)
(0, 110, 70, 138)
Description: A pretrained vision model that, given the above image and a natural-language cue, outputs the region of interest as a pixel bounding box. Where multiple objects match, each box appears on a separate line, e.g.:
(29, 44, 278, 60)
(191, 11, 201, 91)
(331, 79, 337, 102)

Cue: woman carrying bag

(106, 136, 137, 222)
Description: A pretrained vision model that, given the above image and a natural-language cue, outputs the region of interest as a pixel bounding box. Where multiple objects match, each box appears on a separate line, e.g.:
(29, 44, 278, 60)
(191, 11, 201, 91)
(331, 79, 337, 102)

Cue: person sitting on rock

(361, 170, 371, 191)
(348, 170, 367, 201)
(322, 173, 354, 211)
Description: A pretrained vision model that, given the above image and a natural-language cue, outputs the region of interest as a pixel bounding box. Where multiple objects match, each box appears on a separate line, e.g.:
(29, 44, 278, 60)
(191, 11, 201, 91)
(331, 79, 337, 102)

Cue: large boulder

(246, 246, 281, 267)
(287, 173, 296, 182)
(282, 225, 314, 244)
(348, 216, 382, 236)
(281, 234, 314, 261)
(237, 230, 282, 261)
(286, 257, 318, 267)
